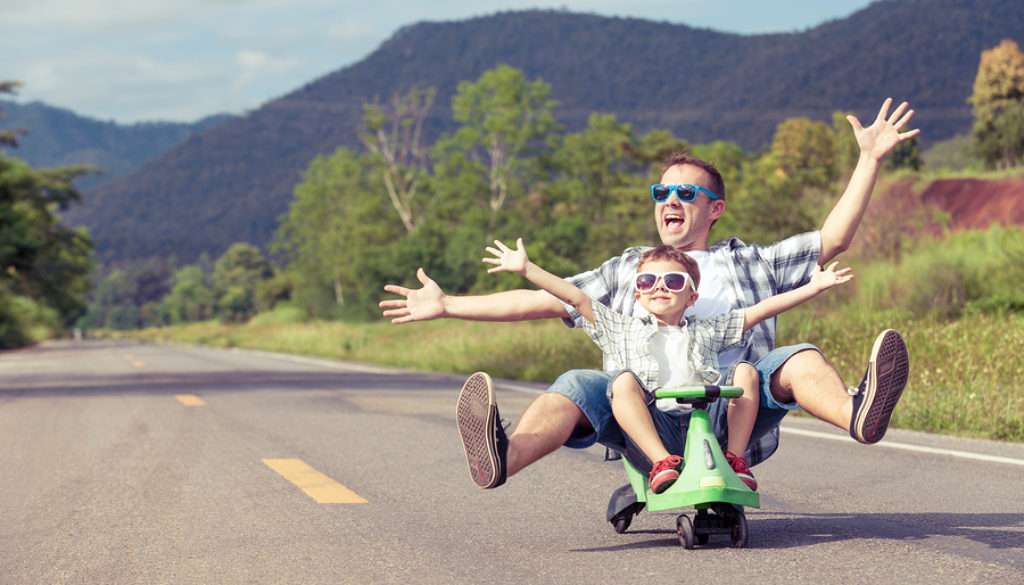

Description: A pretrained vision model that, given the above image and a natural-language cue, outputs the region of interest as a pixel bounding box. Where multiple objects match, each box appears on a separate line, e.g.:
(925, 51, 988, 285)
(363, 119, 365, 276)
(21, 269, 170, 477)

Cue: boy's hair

(661, 153, 726, 202)
(638, 245, 701, 289)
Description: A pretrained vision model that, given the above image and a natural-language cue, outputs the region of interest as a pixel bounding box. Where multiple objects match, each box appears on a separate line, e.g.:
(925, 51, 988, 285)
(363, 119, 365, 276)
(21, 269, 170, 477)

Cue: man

(380, 98, 918, 490)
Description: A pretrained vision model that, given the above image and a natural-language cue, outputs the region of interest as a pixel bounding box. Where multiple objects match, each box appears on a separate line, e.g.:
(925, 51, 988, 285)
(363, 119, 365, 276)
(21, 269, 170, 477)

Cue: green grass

(105, 225, 1024, 443)
(107, 306, 1024, 443)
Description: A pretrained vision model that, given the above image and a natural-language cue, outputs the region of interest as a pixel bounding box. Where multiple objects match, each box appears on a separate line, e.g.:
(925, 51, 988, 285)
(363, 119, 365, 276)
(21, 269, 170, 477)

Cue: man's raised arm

(379, 268, 569, 324)
(818, 97, 920, 265)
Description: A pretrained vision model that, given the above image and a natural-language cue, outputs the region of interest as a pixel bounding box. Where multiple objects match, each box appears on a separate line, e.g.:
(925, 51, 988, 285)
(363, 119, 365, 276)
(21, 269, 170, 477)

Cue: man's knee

(529, 391, 588, 427)
(769, 348, 833, 402)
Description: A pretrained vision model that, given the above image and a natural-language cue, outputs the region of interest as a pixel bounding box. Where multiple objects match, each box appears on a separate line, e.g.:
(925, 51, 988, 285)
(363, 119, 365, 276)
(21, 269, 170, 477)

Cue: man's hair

(661, 153, 726, 202)
(638, 245, 701, 289)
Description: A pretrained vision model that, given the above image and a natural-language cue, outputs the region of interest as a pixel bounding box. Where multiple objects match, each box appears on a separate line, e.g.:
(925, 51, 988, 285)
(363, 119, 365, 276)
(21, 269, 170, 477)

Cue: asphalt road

(1, 339, 1021, 585)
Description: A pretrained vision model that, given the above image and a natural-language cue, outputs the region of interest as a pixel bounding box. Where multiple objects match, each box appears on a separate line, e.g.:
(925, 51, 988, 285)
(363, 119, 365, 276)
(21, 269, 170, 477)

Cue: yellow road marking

(132, 360, 145, 368)
(262, 458, 368, 504)
(175, 394, 207, 406)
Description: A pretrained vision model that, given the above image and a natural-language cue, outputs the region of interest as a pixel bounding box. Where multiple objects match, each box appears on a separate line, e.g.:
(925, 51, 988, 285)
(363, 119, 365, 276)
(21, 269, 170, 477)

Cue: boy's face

(633, 258, 698, 325)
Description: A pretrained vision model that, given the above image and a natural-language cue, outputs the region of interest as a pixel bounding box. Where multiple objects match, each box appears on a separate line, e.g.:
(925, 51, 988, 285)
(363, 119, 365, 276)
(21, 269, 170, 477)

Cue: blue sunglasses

(650, 183, 720, 203)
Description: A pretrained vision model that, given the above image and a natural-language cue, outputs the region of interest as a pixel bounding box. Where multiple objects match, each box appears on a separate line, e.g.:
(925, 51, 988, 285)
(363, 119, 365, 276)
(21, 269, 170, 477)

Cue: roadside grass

(112, 304, 1023, 442)
(106, 225, 1024, 442)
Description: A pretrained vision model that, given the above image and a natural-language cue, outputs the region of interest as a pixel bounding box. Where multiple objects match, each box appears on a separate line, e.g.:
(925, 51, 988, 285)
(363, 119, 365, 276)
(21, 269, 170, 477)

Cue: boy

(484, 237, 852, 493)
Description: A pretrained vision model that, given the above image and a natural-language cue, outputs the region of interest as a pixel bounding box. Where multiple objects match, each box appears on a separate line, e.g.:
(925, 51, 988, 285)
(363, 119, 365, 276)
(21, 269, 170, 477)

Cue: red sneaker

(725, 451, 757, 491)
(649, 455, 684, 494)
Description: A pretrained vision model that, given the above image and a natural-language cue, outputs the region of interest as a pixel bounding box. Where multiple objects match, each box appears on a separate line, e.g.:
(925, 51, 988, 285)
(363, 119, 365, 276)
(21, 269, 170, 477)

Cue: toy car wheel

(730, 512, 748, 548)
(612, 515, 632, 534)
(676, 514, 695, 549)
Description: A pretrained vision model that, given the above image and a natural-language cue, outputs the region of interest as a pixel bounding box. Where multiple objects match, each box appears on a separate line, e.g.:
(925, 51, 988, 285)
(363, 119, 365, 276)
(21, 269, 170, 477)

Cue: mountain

(0, 100, 230, 189)
(59, 0, 1024, 265)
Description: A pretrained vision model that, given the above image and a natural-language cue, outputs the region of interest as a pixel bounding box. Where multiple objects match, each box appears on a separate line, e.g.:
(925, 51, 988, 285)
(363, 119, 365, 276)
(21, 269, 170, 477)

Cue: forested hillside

(0, 100, 229, 189)
(59, 0, 1024, 264)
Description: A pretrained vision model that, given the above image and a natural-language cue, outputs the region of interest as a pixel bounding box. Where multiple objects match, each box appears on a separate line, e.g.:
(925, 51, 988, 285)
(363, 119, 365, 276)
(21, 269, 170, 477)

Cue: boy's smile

(634, 258, 698, 327)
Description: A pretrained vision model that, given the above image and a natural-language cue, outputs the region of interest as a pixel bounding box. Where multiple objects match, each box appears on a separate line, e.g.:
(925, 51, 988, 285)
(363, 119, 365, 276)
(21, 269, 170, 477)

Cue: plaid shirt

(562, 231, 821, 464)
(581, 302, 747, 392)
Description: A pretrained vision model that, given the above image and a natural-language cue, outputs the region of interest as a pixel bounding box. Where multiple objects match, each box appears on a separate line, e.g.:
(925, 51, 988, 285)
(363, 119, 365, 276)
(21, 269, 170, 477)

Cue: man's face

(655, 164, 725, 250)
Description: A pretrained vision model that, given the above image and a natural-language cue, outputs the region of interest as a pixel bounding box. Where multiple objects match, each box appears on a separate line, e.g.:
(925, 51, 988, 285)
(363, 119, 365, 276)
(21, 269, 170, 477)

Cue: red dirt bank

(919, 177, 1024, 231)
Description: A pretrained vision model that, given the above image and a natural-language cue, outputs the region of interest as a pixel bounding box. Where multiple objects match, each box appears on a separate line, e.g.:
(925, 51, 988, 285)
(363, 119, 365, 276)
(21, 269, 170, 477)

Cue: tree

(160, 264, 217, 324)
(969, 39, 1024, 169)
(435, 65, 560, 236)
(0, 81, 26, 148)
(0, 154, 94, 340)
(213, 243, 273, 322)
(360, 86, 436, 234)
(274, 147, 400, 318)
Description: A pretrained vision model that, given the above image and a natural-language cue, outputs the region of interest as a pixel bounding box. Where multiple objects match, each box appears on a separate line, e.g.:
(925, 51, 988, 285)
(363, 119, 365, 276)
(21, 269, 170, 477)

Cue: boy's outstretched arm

(742, 262, 853, 331)
(484, 238, 595, 325)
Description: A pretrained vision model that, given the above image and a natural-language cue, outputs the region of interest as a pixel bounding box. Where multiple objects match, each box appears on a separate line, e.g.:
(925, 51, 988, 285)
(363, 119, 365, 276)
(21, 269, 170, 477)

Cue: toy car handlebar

(654, 385, 744, 400)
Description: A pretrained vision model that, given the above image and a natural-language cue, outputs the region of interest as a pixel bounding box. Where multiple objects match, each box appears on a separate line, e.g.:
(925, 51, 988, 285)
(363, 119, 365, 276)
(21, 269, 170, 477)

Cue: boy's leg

(610, 372, 673, 463)
(725, 362, 760, 457)
(608, 371, 684, 494)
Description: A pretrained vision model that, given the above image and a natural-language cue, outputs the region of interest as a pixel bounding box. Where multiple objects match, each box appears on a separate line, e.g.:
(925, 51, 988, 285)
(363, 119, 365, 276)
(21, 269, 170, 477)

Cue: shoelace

(726, 452, 750, 473)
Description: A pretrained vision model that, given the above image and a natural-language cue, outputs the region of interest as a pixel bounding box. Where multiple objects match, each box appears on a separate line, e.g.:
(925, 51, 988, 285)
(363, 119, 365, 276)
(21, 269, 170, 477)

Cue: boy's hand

(811, 261, 854, 292)
(483, 238, 528, 275)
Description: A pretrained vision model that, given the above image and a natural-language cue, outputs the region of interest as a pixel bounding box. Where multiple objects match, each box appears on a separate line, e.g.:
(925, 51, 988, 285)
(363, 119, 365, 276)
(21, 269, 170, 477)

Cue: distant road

(1, 340, 1021, 585)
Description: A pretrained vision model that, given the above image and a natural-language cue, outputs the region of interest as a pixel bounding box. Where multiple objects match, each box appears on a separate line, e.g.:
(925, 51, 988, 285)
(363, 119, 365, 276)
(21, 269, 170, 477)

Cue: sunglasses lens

(677, 186, 698, 202)
(652, 185, 672, 202)
(663, 273, 687, 291)
(635, 273, 657, 291)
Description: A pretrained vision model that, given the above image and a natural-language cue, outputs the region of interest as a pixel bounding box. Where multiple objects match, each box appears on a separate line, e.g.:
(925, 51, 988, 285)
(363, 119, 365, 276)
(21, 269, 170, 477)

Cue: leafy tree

(160, 264, 217, 323)
(969, 39, 1024, 169)
(360, 86, 436, 233)
(435, 65, 560, 236)
(0, 81, 26, 148)
(213, 243, 274, 322)
(0, 154, 94, 341)
(275, 147, 400, 318)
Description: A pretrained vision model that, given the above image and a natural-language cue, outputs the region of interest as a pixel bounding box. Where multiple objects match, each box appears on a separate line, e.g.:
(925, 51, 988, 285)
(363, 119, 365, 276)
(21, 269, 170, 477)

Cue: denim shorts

(550, 343, 820, 473)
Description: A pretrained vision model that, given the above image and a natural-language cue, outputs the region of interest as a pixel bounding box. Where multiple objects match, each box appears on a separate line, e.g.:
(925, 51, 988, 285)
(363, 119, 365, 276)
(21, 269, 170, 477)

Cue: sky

(2, 0, 877, 125)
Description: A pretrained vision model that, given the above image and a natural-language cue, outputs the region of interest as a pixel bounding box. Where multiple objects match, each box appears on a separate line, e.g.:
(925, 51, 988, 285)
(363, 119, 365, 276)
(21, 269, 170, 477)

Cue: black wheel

(693, 509, 710, 544)
(676, 514, 695, 549)
(613, 514, 632, 534)
(730, 511, 748, 548)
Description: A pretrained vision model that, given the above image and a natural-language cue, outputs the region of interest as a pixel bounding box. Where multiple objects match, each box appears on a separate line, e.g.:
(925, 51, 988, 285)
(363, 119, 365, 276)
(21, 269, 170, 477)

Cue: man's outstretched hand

(848, 97, 920, 162)
(380, 268, 446, 324)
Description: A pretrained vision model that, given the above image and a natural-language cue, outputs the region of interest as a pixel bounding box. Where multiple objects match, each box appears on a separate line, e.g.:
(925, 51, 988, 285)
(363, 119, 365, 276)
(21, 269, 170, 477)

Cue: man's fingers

(899, 128, 922, 141)
(415, 267, 434, 286)
(846, 114, 863, 133)
(382, 284, 409, 296)
(875, 97, 893, 123)
(887, 101, 909, 125)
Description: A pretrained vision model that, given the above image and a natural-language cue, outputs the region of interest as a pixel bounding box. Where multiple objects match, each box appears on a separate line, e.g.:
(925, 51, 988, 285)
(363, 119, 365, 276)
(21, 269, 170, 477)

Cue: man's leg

(456, 369, 611, 488)
(769, 330, 909, 444)
(506, 391, 586, 476)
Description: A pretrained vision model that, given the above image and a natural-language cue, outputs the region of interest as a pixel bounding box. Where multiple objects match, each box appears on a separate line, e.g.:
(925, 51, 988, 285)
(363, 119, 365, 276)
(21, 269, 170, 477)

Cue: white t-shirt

(685, 249, 746, 372)
(649, 325, 697, 412)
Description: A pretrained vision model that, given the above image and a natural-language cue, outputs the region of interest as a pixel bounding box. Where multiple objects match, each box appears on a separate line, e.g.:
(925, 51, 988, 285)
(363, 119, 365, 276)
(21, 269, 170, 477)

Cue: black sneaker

(456, 372, 508, 488)
(849, 329, 910, 444)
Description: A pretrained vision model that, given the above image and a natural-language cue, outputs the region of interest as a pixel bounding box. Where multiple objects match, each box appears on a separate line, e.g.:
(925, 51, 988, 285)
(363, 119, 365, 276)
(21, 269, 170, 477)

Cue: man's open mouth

(664, 212, 684, 227)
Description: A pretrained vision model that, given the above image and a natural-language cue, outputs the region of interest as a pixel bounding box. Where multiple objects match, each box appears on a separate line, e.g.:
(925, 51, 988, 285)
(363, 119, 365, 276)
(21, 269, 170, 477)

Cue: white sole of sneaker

(456, 372, 500, 488)
(853, 330, 910, 444)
